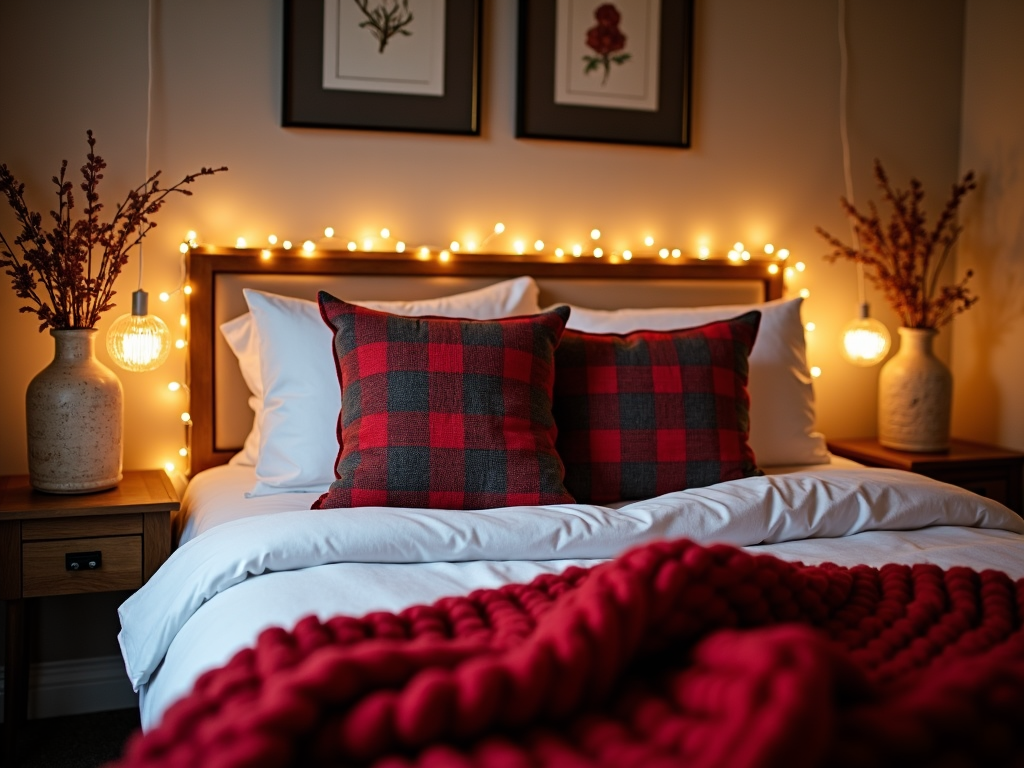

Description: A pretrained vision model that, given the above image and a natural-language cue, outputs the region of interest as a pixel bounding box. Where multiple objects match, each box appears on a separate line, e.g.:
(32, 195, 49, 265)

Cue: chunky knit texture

(115, 540, 1024, 768)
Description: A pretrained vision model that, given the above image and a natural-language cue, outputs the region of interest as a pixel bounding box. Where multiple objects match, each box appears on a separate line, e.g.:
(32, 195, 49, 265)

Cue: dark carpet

(6, 708, 140, 767)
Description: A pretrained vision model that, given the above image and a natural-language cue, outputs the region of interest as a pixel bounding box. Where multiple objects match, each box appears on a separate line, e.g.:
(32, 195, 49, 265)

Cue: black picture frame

(516, 0, 693, 148)
(283, 0, 482, 135)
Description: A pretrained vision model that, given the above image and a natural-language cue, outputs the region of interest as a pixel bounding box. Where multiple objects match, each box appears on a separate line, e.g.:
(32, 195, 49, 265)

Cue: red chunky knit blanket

(114, 540, 1024, 768)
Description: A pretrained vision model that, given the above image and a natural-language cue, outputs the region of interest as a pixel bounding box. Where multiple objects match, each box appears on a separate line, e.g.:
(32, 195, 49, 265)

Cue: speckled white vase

(878, 327, 952, 452)
(26, 329, 123, 493)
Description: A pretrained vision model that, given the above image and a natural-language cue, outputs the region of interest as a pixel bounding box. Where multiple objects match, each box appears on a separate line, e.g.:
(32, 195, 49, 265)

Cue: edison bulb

(841, 313, 891, 366)
(106, 291, 171, 372)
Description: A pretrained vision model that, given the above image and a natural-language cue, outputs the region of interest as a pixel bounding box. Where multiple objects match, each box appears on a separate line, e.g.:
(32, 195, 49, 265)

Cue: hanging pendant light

(106, 289, 172, 371)
(105, 0, 170, 373)
(841, 301, 891, 366)
(834, 0, 889, 368)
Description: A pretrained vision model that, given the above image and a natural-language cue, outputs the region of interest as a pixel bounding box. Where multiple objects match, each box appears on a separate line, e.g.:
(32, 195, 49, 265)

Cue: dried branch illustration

(354, 0, 414, 53)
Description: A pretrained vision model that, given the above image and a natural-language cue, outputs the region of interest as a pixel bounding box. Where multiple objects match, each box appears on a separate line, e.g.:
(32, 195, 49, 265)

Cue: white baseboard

(0, 655, 138, 722)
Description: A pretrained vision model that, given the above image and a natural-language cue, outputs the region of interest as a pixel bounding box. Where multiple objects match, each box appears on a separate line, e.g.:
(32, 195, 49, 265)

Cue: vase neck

(50, 329, 99, 362)
(896, 327, 938, 354)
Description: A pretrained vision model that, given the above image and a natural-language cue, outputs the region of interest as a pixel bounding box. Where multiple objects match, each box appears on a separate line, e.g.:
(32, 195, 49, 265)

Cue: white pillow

(220, 314, 263, 466)
(560, 297, 829, 467)
(238, 276, 542, 495)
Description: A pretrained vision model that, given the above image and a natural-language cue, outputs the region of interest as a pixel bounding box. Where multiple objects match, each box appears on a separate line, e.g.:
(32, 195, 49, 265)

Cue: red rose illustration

(583, 4, 631, 85)
(594, 4, 621, 27)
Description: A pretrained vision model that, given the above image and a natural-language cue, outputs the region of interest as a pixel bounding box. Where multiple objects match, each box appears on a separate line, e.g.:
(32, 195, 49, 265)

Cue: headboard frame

(186, 246, 784, 475)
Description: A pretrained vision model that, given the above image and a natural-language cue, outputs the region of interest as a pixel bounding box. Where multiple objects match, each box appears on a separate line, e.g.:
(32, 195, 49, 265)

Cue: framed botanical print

(283, 0, 483, 134)
(516, 0, 693, 147)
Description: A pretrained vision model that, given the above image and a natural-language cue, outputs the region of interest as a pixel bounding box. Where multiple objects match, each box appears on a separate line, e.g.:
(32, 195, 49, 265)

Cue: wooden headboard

(186, 247, 784, 475)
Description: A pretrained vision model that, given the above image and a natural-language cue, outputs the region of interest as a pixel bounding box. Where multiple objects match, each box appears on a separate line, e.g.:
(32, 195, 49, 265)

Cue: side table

(827, 437, 1024, 516)
(0, 469, 179, 765)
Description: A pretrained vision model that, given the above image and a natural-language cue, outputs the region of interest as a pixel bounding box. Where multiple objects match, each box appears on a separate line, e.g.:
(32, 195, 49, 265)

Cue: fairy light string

(162, 222, 814, 477)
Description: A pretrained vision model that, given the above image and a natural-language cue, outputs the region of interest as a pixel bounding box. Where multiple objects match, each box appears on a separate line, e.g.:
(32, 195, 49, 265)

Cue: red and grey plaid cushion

(313, 293, 575, 510)
(553, 311, 763, 504)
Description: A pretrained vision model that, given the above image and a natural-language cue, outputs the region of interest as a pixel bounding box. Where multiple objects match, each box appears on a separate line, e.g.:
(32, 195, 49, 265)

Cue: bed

(114, 248, 1024, 767)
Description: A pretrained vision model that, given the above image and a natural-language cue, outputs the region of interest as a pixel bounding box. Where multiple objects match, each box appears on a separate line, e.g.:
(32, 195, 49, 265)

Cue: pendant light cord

(138, 0, 155, 292)
(838, 0, 866, 308)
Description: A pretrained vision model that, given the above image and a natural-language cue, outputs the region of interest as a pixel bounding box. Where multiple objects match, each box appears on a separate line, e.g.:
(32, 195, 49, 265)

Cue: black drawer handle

(66, 551, 102, 571)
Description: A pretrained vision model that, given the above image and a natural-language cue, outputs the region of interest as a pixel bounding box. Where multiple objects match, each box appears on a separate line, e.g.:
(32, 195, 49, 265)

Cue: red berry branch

(0, 131, 227, 331)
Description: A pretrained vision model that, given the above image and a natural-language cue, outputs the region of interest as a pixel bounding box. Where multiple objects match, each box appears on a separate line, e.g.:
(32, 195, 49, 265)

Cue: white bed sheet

(127, 461, 1024, 731)
(173, 457, 868, 546)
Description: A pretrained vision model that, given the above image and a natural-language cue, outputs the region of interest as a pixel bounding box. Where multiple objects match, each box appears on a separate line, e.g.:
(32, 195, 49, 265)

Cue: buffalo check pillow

(313, 293, 575, 510)
(553, 311, 763, 504)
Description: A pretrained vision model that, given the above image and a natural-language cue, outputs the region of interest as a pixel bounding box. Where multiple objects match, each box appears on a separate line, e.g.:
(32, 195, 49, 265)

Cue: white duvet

(119, 464, 1024, 731)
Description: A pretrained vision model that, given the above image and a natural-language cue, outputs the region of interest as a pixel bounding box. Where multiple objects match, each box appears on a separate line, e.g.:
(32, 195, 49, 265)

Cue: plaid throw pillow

(313, 293, 575, 510)
(553, 311, 763, 504)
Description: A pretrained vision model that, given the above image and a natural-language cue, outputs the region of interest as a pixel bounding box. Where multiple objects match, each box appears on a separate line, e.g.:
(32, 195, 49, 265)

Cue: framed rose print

(516, 0, 693, 147)
(283, 0, 482, 134)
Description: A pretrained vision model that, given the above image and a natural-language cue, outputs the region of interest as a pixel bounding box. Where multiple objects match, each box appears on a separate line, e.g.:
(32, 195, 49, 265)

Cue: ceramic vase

(877, 327, 952, 452)
(26, 329, 124, 493)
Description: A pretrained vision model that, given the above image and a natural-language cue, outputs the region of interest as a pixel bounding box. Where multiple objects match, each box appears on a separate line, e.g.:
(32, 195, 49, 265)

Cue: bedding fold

(119, 468, 1023, 692)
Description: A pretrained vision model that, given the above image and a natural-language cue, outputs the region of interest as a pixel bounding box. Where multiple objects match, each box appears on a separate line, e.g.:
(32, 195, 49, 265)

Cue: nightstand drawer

(22, 513, 143, 541)
(22, 535, 142, 597)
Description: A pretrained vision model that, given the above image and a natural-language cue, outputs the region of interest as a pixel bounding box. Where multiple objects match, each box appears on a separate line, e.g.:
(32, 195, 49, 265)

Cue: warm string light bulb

(478, 222, 505, 250)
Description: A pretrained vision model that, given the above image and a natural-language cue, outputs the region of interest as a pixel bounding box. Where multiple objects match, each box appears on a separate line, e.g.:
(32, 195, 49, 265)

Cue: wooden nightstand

(827, 437, 1024, 516)
(0, 469, 179, 765)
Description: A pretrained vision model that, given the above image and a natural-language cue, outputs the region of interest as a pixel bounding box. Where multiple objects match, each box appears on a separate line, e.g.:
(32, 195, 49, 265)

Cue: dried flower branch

(1, 131, 226, 331)
(816, 159, 978, 329)
(354, 0, 414, 54)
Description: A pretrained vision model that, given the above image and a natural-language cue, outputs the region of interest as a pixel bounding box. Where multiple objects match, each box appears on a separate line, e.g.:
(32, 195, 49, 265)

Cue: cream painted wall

(952, 0, 1024, 452)
(1, 0, 968, 481)
(0, 0, 970, 668)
